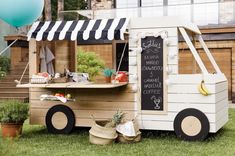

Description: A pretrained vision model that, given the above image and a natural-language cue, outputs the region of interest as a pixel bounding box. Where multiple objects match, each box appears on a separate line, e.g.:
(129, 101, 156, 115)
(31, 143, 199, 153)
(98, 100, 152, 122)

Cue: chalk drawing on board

(151, 95, 162, 110)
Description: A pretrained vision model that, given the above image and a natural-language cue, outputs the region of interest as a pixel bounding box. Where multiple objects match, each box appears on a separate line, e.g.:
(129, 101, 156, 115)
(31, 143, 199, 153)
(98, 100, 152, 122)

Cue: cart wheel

(174, 108, 209, 141)
(46, 105, 75, 134)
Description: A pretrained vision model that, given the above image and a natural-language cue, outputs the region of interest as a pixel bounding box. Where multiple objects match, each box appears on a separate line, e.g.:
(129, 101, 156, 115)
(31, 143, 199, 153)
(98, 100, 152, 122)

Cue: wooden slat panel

(168, 81, 227, 94)
(30, 109, 135, 120)
(168, 74, 227, 84)
(139, 120, 217, 132)
(168, 98, 227, 114)
(30, 100, 136, 111)
(139, 111, 218, 123)
(215, 114, 229, 132)
(30, 116, 136, 127)
(30, 90, 136, 102)
(54, 40, 70, 74)
(168, 90, 227, 103)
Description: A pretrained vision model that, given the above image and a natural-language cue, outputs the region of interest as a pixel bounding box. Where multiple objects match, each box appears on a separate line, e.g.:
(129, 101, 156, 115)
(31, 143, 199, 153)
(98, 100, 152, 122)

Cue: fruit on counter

(66, 94, 72, 99)
(55, 93, 65, 97)
(198, 80, 210, 96)
(115, 72, 128, 82)
(38, 72, 49, 78)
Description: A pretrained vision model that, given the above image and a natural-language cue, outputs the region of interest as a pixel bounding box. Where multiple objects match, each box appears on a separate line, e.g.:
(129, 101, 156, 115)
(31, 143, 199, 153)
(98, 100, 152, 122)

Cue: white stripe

(120, 19, 129, 40)
(47, 21, 62, 41)
(95, 19, 108, 40)
(59, 21, 73, 40)
(35, 21, 51, 41)
(83, 20, 96, 40)
(27, 21, 40, 41)
(71, 20, 84, 41)
(107, 18, 121, 40)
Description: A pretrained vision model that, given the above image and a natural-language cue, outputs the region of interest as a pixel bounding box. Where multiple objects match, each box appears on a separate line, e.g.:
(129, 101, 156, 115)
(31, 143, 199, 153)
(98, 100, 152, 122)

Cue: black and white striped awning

(27, 18, 129, 41)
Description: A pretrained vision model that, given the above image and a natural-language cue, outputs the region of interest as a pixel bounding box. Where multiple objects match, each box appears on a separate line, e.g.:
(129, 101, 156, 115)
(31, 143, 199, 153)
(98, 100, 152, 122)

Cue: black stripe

(89, 20, 101, 40)
(77, 20, 90, 41)
(114, 18, 126, 40)
(101, 19, 114, 40)
(42, 22, 56, 40)
(53, 21, 67, 40)
(31, 22, 45, 38)
(64, 21, 79, 40)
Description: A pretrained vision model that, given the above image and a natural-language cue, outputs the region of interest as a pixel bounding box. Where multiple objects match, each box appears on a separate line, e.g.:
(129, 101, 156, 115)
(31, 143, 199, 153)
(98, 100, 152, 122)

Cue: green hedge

(0, 56, 10, 72)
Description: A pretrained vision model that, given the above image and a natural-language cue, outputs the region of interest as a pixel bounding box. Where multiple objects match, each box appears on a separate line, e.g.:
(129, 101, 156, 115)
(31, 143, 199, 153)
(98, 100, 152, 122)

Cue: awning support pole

(198, 35, 222, 74)
(179, 27, 208, 74)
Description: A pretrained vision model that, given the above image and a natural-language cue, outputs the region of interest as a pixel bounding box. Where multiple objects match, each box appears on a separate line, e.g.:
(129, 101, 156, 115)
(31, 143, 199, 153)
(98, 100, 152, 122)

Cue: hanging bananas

(198, 80, 210, 96)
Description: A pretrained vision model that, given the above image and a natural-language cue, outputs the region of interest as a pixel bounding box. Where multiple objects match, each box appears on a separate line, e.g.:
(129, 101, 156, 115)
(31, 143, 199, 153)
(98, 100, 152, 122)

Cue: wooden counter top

(17, 82, 128, 89)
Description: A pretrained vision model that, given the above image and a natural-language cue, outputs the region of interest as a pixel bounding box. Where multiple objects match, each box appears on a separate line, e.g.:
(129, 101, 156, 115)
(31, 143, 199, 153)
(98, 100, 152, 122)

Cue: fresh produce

(115, 72, 128, 82)
(38, 72, 49, 78)
(66, 94, 72, 99)
(198, 80, 210, 96)
(105, 110, 125, 128)
(55, 93, 65, 97)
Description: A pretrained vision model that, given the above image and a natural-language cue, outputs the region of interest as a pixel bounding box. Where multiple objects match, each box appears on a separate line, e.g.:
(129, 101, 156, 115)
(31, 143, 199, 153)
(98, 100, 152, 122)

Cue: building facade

(0, 20, 17, 56)
(87, 0, 235, 102)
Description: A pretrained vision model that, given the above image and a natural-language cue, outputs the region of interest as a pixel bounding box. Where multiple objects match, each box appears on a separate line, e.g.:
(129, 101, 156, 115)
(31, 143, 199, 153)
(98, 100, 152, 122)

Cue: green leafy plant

(0, 56, 10, 72)
(0, 100, 29, 124)
(105, 110, 125, 128)
(103, 68, 115, 77)
(77, 48, 105, 80)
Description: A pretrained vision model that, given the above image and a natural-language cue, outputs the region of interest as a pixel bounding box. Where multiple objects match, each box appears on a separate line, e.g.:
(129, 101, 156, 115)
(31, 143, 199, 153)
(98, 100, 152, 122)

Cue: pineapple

(105, 110, 125, 128)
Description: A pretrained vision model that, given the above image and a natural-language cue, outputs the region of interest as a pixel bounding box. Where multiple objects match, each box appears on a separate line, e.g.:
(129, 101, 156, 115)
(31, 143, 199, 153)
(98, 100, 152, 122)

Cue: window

(168, 0, 191, 5)
(194, 0, 219, 3)
(116, 0, 138, 8)
(142, 0, 163, 7)
(115, 42, 129, 72)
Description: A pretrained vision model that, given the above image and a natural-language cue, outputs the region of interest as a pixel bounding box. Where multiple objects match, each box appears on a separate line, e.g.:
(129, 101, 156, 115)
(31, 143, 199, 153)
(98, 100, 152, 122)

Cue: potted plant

(0, 100, 29, 138)
(103, 68, 115, 83)
(77, 48, 105, 81)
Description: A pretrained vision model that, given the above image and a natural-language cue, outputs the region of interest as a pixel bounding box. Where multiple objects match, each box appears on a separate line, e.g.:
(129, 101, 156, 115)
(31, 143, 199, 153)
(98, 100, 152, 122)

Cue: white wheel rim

(51, 112, 68, 130)
(181, 116, 202, 136)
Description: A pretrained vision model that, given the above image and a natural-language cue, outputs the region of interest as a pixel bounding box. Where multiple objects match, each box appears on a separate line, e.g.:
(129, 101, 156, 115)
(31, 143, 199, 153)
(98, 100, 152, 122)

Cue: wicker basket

(89, 120, 117, 145)
(117, 131, 141, 143)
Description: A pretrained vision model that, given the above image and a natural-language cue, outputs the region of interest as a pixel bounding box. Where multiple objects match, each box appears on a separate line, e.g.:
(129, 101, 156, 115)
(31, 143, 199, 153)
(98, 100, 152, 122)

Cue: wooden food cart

(18, 17, 228, 141)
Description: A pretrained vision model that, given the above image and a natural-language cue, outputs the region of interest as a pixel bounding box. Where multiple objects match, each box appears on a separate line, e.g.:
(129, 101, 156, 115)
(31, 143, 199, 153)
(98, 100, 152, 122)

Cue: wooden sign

(141, 36, 165, 111)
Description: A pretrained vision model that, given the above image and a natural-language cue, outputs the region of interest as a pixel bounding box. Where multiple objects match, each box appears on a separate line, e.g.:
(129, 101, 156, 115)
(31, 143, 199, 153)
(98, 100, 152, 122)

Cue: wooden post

(29, 39, 37, 78)
(57, 0, 64, 20)
(44, 0, 52, 20)
(69, 41, 77, 72)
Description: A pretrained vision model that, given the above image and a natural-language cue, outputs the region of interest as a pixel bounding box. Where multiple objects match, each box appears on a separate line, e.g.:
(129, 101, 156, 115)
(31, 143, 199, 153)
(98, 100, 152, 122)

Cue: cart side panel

(137, 74, 228, 133)
(29, 86, 137, 127)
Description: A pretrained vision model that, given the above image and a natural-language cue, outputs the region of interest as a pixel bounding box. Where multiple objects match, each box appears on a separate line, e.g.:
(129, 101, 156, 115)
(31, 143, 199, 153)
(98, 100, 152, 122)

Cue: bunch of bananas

(198, 80, 210, 96)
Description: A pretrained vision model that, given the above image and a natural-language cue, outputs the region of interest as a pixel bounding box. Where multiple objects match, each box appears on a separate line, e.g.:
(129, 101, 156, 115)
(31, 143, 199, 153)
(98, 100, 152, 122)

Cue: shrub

(77, 48, 105, 80)
(0, 56, 10, 72)
(0, 100, 29, 124)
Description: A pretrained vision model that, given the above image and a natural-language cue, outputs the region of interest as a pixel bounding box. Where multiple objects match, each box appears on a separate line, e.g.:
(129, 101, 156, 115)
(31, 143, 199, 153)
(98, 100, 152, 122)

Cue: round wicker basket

(117, 131, 142, 143)
(89, 120, 117, 145)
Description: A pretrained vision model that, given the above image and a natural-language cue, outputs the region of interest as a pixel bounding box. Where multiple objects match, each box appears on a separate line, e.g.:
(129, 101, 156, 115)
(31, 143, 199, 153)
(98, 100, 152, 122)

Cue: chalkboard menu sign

(141, 36, 164, 111)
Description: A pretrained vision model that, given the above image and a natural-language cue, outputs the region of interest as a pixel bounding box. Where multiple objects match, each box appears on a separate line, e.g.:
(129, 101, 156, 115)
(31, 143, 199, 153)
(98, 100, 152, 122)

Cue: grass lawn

(0, 109, 235, 156)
